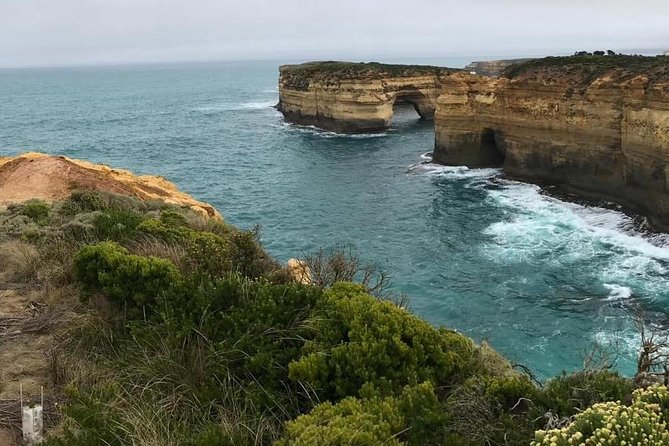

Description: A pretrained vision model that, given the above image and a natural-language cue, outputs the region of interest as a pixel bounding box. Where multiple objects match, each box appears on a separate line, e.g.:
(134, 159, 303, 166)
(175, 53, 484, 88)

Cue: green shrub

(542, 370, 634, 417)
(92, 209, 144, 241)
(288, 283, 476, 400)
(42, 384, 125, 446)
(60, 190, 110, 214)
(74, 241, 181, 319)
(532, 385, 669, 446)
(446, 375, 540, 445)
(276, 382, 447, 446)
(18, 199, 50, 225)
(159, 209, 189, 227)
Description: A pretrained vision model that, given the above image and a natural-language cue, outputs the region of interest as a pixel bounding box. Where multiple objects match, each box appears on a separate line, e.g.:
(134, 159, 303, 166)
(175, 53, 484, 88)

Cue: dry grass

(127, 235, 188, 270)
(0, 240, 42, 283)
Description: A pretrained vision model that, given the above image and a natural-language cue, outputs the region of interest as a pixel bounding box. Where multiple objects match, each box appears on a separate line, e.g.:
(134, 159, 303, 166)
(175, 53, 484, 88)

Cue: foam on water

(414, 163, 501, 179)
(193, 100, 276, 113)
(603, 284, 634, 301)
(278, 122, 390, 138)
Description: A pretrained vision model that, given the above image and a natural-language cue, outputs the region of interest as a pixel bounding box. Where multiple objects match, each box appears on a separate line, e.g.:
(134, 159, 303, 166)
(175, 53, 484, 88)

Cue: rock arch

(390, 90, 436, 120)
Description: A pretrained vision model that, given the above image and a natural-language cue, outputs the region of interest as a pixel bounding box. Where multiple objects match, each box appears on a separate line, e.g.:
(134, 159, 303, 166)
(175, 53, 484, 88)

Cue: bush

(17, 199, 51, 224)
(74, 241, 181, 319)
(276, 382, 447, 446)
(60, 190, 110, 215)
(92, 209, 144, 242)
(542, 370, 634, 417)
(532, 385, 669, 446)
(288, 283, 476, 400)
(446, 375, 540, 445)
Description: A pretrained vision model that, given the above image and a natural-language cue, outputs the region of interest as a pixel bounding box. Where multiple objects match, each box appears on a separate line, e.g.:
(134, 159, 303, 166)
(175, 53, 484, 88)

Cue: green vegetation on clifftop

(279, 61, 458, 91)
(0, 190, 665, 445)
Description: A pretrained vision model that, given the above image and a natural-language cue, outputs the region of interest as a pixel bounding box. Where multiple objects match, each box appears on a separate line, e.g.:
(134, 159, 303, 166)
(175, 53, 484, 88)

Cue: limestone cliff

(0, 152, 221, 219)
(278, 62, 458, 133)
(463, 58, 533, 77)
(434, 56, 669, 229)
(277, 56, 669, 230)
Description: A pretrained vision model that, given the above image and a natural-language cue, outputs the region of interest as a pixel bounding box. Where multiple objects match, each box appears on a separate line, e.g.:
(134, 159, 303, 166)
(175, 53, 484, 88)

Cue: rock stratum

(278, 62, 458, 133)
(278, 56, 669, 230)
(0, 152, 221, 219)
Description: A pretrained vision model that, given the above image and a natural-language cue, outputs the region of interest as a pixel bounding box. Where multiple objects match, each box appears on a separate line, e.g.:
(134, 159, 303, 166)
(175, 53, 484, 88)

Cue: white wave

(193, 100, 276, 113)
(603, 284, 633, 301)
(279, 122, 389, 139)
(420, 152, 433, 160)
(415, 163, 501, 179)
(482, 180, 669, 306)
(593, 329, 640, 357)
(485, 182, 669, 261)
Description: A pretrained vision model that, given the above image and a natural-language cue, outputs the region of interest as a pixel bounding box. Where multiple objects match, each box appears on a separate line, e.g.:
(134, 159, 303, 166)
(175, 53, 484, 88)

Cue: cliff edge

(278, 61, 458, 133)
(435, 55, 669, 229)
(0, 152, 221, 219)
(277, 55, 669, 231)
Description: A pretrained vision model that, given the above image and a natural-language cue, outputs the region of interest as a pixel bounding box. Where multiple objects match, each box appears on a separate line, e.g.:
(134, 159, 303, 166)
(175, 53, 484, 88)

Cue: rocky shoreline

(277, 56, 669, 231)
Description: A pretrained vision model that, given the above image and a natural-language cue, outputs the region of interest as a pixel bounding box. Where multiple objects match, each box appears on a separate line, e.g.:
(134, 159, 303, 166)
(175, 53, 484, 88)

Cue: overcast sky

(1, 0, 667, 68)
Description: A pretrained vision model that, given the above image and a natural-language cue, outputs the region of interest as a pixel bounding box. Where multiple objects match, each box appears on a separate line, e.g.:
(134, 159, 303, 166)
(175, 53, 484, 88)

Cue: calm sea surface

(1, 59, 668, 379)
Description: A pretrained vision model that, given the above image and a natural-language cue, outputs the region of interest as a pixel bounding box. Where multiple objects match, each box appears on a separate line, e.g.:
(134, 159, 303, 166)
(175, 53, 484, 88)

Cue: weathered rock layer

(0, 152, 221, 218)
(278, 62, 457, 133)
(435, 58, 669, 229)
(278, 57, 669, 230)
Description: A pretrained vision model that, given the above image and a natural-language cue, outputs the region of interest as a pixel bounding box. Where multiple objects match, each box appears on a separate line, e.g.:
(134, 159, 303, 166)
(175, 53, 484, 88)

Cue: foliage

(532, 385, 669, 446)
(542, 370, 634, 417)
(288, 282, 476, 400)
(93, 209, 144, 241)
(16, 199, 50, 225)
(276, 382, 447, 446)
(503, 54, 669, 84)
(279, 61, 456, 91)
(74, 241, 181, 319)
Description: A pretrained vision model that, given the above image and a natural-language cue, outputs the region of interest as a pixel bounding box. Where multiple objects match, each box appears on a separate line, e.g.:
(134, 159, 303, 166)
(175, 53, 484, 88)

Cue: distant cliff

(463, 58, 533, 77)
(277, 56, 669, 231)
(277, 62, 458, 133)
(434, 55, 669, 229)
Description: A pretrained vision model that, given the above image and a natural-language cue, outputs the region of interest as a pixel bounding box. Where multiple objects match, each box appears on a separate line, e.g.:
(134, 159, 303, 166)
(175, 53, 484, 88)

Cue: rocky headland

(277, 56, 669, 230)
(277, 61, 458, 133)
(0, 152, 220, 219)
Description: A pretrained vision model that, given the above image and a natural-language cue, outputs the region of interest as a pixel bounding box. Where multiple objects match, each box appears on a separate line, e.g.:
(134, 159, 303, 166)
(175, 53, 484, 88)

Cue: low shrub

(532, 385, 669, 446)
(542, 370, 634, 417)
(92, 209, 144, 242)
(288, 283, 476, 400)
(18, 199, 50, 224)
(276, 382, 447, 446)
(74, 241, 181, 319)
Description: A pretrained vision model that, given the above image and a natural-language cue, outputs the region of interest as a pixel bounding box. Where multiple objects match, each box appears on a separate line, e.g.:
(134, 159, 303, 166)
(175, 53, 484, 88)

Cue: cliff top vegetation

(1, 156, 668, 445)
(503, 54, 669, 85)
(279, 61, 458, 90)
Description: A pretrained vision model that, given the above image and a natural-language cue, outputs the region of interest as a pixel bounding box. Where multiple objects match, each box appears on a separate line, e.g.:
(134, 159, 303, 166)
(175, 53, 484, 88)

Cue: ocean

(1, 58, 668, 379)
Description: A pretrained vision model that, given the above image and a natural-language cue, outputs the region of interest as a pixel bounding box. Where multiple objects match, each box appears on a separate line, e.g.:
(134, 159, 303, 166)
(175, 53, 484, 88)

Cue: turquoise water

(1, 60, 668, 379)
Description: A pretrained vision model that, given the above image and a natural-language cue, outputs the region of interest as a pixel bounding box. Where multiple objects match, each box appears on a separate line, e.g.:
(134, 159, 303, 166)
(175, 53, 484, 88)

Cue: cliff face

(0, 152, 221, 219)
(278, 62, 456, 133)
(278, 57, 669, 229)
(463, 58, 534, 77)
(434, 58, 669, 229)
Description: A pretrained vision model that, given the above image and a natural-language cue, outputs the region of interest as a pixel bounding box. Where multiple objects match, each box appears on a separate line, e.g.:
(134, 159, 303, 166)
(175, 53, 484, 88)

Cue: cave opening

(390, 91, 434, 131)
(480, 128, 506, 167)
(391, 99, 423, 126)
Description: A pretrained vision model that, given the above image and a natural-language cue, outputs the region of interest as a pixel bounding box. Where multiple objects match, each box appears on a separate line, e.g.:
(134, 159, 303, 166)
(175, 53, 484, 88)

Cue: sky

(1, 0, 668, 68)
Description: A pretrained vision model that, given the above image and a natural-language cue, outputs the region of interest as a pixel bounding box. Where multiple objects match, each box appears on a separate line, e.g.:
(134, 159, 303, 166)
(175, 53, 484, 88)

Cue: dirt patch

(0, 153, 221, 219)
